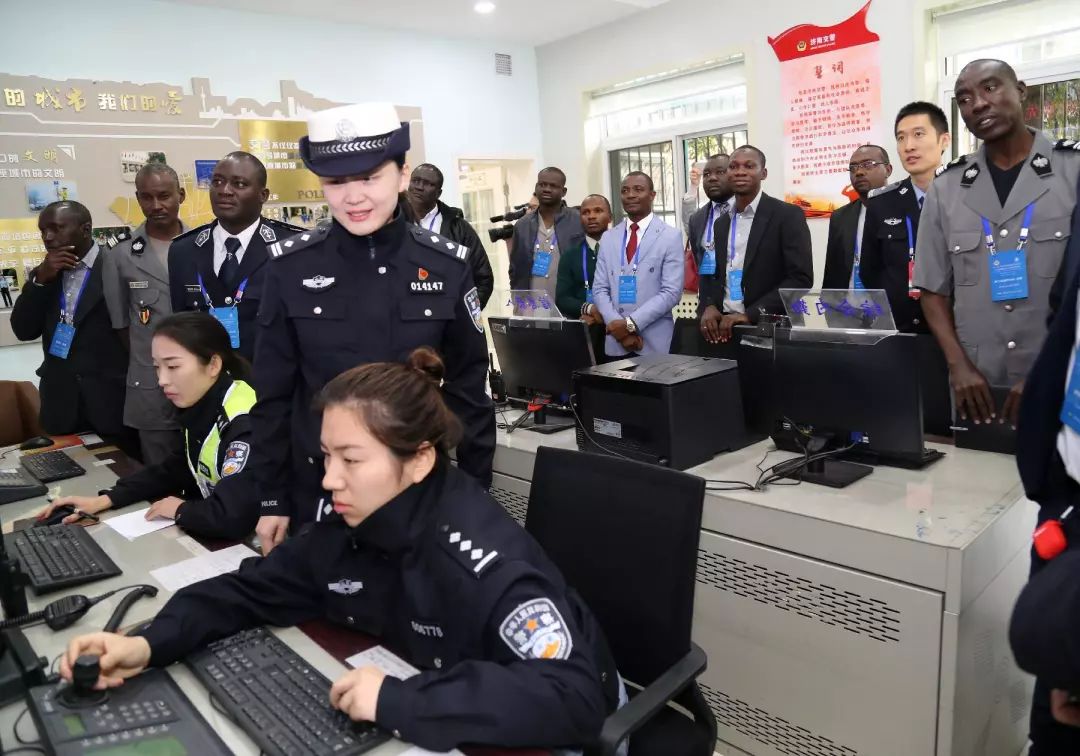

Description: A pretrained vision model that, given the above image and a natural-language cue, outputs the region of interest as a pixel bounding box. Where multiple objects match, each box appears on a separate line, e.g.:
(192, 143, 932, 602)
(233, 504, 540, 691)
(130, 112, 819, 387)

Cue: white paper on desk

(400, 747, 466, 756)
(150, 544, 259, 592)
(77, 432, 104, 446)
(346, 645, 420, 680)
(105, 507, 176, 540)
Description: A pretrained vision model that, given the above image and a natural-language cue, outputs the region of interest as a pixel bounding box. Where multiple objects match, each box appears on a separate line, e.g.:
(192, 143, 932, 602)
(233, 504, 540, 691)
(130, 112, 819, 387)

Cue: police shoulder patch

(1054, 138, 1080, 152)
(266, 218, 307, 235)
(268, 223, 330, 261)
(438, 524, 500, 578)
(499, 598, 574, 661)
(409, 225, 469, 264)
(867, 181, 900, 199)
(220, 440, 250, 477)
(465, 287, 484, 334)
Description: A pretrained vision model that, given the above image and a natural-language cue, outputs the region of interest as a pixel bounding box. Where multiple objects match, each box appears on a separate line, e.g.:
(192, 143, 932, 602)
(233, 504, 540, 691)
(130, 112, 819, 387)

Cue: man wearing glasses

(822, 145, 893, 291)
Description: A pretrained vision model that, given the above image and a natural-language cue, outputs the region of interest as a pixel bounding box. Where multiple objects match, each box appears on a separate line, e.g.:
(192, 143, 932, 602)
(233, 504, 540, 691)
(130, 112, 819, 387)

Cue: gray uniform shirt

(913, 130, 1080, 386)
(102, 222, 188, 430)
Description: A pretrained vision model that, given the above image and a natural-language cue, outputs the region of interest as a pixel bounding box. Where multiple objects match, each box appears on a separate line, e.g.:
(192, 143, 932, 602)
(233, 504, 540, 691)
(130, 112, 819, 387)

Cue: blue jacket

(592, 217, 685, 356)
(1017, 174, 1080, 507)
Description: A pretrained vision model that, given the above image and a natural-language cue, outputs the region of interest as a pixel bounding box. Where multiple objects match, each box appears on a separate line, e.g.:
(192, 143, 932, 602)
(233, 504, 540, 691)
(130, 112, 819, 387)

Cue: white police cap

(299, 102, 410, 178)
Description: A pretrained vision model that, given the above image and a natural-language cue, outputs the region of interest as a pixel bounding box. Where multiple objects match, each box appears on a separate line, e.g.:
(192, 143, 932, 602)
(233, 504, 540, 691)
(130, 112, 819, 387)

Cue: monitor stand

(783, 457, 872, 488)
(506, 398, 575, 435)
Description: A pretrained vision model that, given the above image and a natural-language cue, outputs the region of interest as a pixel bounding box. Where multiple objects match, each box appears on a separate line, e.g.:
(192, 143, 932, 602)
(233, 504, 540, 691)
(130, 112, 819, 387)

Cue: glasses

(849, 160, 888, 172)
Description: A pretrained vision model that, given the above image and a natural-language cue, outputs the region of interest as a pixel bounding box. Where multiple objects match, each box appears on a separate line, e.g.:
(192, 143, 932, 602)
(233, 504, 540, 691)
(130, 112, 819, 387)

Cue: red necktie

(626, 222, 639, 264)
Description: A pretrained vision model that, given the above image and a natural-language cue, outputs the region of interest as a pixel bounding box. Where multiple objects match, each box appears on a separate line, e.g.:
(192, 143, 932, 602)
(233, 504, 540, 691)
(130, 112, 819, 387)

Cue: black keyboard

(20, 450, 87, 484)
(8, 525, 122, 594)
(0, 468, 47, 505)
(186, 627, 390, 756)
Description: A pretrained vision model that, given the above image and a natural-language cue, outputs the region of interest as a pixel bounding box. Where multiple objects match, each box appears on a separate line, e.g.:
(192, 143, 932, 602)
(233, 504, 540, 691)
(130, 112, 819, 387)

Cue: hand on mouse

(38, 494, 111, 525)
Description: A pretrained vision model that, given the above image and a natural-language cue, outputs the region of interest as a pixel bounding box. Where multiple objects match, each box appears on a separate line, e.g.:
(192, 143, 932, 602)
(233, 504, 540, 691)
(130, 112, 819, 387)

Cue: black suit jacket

(507, 206, 583, 291)
(859, 178, 929, 333)
(697, 193, 813, 321)
(686, 201, 730, 270)
(168, 218, 301, 363)
(10, 250, 127, 435)
(821, 200, 863, 290)
(1018, 190, 1080, 508)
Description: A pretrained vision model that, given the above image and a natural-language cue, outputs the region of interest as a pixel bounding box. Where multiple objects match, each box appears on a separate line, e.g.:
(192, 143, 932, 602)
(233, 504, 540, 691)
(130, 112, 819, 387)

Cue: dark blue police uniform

(167, 217, 304, 363)
(249, 105, 495, 528)
(135, 458, 618, 752)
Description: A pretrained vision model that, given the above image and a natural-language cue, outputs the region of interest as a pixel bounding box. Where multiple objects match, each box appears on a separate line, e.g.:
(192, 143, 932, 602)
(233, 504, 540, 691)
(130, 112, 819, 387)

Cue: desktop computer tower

(573, 354, 747, 470)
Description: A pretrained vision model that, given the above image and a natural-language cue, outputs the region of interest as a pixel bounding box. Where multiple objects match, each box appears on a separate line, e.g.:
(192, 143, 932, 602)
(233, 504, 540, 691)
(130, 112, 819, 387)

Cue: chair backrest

(0, 380, 43, 446)
(524, 446, 705, 686)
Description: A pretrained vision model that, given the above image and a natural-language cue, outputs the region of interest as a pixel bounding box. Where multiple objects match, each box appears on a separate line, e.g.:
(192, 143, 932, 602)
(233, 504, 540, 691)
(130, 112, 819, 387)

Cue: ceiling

(160, 0, 673, 46)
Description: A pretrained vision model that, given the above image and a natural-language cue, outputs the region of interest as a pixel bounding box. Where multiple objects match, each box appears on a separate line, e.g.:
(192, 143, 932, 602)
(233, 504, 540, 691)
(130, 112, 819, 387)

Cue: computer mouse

(20, 435, 54, 451)
(35, 504, 76, 528)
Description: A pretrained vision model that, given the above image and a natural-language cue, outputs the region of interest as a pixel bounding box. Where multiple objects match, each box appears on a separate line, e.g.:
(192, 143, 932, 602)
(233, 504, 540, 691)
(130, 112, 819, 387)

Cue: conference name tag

(1062, 352, 1080, 435)
(700, 248, 717, 276)
(531, 250, 552, 277)
(211, 306, 241, 348)
(728, 269, 744, 303)
(48, 322, 76, 359)
(618, 275, 637, 305)
(989, 250, 1029, 302)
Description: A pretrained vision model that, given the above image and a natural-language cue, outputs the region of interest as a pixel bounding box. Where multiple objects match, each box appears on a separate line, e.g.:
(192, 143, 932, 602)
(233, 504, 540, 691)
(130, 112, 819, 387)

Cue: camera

(487, 203, 531, 244)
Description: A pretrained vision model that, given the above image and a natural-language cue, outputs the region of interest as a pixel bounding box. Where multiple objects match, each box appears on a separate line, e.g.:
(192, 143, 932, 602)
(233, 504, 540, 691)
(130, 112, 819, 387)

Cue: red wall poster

(768, 1, 882, 218)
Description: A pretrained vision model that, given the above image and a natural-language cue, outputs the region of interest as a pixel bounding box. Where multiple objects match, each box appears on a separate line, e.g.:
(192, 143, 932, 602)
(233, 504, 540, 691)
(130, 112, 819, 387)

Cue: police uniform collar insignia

(960, 163, 980, 187)
(499, 598, 574, 661)
(1030, 153, 1052, 176)
(884, 217, 902, 226)
(131, 236, 146, 254)
(898, 186, 908, 194)
(302, 274, 336, 291)
(465, 287, 484, 334)
(195, 227, 211, 247)
(259, 223, 277, 243)
(328, 579, 363, 595)
(440, 524, 499, 576)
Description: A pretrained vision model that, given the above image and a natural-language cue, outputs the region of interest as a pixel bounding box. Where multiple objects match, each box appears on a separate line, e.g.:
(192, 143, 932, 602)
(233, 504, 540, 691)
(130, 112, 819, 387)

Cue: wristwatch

(581, 303, 595, 317)
(625, 317, 638, 334)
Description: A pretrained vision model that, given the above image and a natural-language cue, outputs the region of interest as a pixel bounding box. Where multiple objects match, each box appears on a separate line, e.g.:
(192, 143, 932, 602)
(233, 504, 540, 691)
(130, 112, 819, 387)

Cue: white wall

(0, 0, 543, 203)
(536, 0, 928, 285)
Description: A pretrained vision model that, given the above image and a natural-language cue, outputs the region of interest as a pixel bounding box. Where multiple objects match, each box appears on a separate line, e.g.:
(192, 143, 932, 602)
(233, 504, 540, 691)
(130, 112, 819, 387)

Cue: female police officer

(40, 312, 259, 540)
(252, 102, 494, 553)
(60, 348, 622, 753)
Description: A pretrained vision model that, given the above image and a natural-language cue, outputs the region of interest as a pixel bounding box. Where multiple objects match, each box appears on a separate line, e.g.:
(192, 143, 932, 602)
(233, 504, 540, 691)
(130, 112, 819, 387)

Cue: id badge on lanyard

(199, 273, 248, 348)
(727, 211, 744, 302)
(1062, 347, 1080, 434)
(531, 229, 558, 278)
(48, 271, 90, 360)
(700, 204, 718, 275)
(581, 241, 593, 304)
(984, 203, 1034, 303)
(905, 216, 920, 300)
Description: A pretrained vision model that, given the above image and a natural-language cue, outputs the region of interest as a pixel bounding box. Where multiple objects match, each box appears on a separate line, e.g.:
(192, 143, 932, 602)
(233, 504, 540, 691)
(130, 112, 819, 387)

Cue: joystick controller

(58, 654, 107, 707)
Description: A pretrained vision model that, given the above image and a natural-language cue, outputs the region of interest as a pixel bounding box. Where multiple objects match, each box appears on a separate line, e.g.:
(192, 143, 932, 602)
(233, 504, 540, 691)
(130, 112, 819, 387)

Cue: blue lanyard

(904, 216, 915, 261)
(581, 240, 592, 292)
(58, 265, 91, 325)
(197, 273, 249, 309)
(728, 211, 740, 263)
(704, 203, 717, 247)
(425, 211, 441, 231)
(981, 202, 1035, 255)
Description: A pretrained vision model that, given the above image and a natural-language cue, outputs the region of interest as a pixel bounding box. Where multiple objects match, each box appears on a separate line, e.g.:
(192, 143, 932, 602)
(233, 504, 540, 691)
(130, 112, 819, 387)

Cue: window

(950, 76, 1080, 157)
(609, 141, 675, 226)
(681, 128, 749, 215)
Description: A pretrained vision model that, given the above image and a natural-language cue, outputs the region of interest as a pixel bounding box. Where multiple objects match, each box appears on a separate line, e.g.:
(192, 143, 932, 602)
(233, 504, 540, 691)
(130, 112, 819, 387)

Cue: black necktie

(220, 237, 241, 291)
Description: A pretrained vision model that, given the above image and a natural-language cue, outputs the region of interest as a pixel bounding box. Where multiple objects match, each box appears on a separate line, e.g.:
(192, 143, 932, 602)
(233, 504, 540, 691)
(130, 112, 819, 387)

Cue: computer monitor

(771, 328, 943, 486)
(488, 316, 596, 407)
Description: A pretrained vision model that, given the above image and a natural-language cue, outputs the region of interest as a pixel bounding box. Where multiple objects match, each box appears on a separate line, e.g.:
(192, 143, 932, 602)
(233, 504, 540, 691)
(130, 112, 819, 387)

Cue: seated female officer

(59, 347, 622, 753)
(40, 311, 259, 540)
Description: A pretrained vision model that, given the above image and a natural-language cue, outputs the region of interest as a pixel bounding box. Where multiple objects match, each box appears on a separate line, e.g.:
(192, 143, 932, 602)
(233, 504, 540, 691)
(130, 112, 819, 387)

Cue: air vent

(700, 683, 859, 756)
(495, 53, 512, 76)
(490, 485, 528, 525)
(696, 550, 902, 643)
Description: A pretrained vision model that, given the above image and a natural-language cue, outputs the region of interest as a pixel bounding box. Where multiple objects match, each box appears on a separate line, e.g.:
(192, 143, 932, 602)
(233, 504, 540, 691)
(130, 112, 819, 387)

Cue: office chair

(0, 381, 44, 446)
(524, 446, 716, 756)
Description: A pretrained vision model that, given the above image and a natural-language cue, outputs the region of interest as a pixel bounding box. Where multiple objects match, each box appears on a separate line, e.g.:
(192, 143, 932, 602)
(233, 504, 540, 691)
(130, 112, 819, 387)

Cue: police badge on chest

(410, 267, 444, 294)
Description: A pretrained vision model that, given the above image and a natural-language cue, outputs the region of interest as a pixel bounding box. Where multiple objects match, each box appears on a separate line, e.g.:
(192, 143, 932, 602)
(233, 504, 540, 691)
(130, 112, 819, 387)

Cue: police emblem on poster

(499, 598, 573, 661)
(221, 441, 249, 477)
(465, 286, 483, 333)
